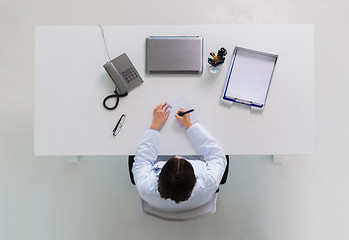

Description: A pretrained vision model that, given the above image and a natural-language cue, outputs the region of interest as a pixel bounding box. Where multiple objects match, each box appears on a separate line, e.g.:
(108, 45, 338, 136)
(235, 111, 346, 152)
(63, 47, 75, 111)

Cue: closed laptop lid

(146, 36, 203, 74)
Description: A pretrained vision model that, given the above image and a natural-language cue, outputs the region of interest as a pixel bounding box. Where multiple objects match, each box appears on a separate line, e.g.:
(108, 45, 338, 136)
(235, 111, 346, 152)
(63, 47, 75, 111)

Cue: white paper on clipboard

(224, 47, 277, 107)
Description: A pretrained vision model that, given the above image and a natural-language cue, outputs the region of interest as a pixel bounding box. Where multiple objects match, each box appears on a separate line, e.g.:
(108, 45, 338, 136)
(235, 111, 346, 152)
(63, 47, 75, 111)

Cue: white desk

(35, 25, 313, 156)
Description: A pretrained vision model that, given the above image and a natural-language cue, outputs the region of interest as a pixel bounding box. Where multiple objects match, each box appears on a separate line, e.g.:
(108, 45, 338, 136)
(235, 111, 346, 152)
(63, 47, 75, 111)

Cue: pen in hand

(178, 109, 194, 116)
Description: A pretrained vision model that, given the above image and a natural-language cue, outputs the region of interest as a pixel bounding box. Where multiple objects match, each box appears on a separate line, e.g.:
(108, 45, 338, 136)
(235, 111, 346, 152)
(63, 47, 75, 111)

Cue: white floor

(1, 0, 349, 239)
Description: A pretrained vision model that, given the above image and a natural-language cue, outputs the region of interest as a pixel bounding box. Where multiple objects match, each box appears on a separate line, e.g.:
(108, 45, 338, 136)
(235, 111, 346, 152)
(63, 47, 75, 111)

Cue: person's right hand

(175, 108, 193, 129)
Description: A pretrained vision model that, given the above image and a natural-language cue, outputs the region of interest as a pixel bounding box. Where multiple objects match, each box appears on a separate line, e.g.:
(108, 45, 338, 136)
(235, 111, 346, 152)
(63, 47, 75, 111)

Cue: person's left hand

(150, 102, 170, 131)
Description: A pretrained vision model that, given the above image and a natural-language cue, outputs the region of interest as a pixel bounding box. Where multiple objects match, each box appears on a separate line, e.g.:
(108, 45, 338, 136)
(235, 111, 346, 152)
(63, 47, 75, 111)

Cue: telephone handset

(102, 53, 143, 110)
(103, 61, 129, 95)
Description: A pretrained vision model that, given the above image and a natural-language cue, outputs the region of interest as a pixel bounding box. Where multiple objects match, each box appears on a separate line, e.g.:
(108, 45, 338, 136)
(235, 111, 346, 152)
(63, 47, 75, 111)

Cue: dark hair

(158, 157, 196, 203)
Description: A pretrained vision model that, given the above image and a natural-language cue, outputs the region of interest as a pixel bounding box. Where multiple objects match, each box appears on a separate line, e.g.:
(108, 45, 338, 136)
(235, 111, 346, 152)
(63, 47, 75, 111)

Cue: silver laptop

(146, 36, 203, 74)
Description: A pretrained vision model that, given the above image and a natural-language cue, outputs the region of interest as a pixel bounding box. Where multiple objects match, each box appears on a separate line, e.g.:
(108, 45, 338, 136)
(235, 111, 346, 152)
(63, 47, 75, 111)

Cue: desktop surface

(35, 25, 313, 155)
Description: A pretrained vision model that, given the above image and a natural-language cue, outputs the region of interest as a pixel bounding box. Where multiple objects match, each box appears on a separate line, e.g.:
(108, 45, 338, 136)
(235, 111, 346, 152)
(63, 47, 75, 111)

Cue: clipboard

(221, 47, 278, 110)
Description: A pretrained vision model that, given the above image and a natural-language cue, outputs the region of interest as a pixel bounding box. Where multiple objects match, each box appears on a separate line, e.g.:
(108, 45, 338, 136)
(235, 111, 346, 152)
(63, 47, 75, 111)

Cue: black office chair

(128, 155, 229, 186)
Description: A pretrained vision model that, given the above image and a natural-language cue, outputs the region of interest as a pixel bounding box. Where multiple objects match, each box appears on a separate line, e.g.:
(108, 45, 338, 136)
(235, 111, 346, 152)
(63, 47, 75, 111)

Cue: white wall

(1, 0, 348, 239)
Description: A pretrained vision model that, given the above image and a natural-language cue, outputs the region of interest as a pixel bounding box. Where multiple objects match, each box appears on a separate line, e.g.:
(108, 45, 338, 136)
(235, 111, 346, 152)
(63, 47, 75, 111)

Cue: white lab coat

(132, 123, 227, 212)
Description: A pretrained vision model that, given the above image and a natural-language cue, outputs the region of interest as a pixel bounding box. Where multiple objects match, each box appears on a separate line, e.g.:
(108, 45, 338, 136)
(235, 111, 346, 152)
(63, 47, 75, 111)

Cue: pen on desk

(178, 109, 194, 116)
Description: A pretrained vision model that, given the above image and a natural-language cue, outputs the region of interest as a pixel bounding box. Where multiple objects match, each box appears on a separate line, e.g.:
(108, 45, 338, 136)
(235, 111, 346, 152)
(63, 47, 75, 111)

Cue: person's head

(158, 157, 196, 203)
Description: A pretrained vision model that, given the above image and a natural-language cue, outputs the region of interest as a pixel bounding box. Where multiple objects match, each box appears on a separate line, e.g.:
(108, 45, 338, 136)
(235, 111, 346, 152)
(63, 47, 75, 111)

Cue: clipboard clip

(234, 98, 263, 109)
(234, 98, 251, 105)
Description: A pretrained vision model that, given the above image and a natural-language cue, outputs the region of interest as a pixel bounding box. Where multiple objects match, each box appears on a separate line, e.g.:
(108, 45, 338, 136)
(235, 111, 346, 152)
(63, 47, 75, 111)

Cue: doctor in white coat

(132, 102, 227, 212)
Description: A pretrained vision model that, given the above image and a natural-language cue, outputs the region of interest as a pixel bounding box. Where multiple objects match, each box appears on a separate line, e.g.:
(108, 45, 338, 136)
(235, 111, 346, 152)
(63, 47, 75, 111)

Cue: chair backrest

(140, 193, 218, 220)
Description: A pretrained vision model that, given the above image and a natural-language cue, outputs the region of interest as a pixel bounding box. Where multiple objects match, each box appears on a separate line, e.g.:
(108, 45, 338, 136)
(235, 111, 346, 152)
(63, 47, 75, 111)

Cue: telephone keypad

(121, 68, 138, 84)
